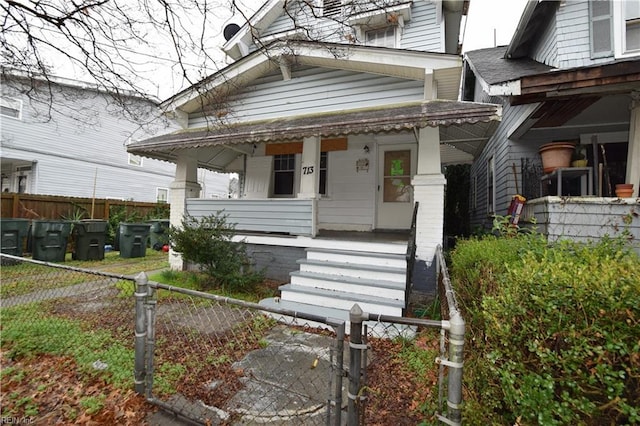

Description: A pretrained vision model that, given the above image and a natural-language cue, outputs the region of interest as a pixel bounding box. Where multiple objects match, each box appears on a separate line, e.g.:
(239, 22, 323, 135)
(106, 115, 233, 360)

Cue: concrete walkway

(147, 325, 347, 425)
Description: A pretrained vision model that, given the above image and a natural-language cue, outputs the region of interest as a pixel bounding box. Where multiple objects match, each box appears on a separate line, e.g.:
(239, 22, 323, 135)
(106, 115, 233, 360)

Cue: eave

(162, 41, 463, 115)
(128, 100, 501, 171)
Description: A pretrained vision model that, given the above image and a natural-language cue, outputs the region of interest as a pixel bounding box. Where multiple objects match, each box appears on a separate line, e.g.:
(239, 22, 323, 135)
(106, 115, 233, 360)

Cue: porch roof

(128, 100, 501, 171)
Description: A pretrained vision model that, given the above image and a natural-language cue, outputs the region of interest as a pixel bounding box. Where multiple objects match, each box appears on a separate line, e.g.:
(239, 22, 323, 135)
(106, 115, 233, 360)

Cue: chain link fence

(137, 280, 347, 425)
(1, 250, 465, 425)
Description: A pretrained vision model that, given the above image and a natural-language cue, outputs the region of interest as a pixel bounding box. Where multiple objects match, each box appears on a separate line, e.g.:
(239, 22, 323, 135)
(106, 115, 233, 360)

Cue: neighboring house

(0, 69, 231, 204)
(462, 0, 640, 244)
(127, 0, 501, 319)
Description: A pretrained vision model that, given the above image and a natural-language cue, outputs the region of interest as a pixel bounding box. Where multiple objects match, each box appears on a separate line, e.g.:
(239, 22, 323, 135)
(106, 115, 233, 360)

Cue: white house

(1, 69, 231, 203)
(127, 0, 501, 319)
(462, 0, 640, 244)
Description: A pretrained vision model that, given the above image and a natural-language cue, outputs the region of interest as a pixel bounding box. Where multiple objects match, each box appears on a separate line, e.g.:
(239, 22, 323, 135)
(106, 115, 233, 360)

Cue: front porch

(522, 196, 640, 251)
(182, 197, 416, 320)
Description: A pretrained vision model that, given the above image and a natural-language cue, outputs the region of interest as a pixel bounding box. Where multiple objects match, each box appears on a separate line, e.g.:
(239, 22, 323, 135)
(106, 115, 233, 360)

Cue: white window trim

(128, 153, 143, 167)
(156, 187, 169, 203)
(0, 96, 23, 120)
(613, 0, 640, 59)
(487, 156, 495, 215)
(348, 2, 410, 46)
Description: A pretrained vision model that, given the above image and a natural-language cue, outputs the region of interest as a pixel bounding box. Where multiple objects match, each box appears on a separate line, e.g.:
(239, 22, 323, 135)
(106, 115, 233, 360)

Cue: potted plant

(571, 145, 588, 167)
(615, 183, 634, 198)
(539, 141, 576, 174)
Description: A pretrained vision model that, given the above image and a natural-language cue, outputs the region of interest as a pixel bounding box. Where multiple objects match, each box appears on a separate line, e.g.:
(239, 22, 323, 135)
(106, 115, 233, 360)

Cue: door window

(383, 150, 411, 202)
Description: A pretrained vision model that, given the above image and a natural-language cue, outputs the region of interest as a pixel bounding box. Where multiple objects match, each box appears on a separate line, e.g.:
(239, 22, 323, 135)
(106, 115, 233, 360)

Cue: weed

(80, 395, 105, 415)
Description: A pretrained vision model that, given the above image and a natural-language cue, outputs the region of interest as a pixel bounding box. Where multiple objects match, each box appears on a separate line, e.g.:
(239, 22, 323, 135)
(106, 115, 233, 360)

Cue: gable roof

(464, 46, 553, 86)
(162, 40, 464, 114)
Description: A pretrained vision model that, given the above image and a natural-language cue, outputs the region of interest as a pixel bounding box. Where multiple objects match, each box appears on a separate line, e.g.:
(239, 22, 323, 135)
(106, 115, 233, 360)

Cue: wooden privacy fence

(1, 192, 169, 221)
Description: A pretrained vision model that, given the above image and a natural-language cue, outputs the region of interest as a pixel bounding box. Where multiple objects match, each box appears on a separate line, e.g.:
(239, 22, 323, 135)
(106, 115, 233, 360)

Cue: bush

(451, 235, 640, 425)
(168, 213, 263, 292)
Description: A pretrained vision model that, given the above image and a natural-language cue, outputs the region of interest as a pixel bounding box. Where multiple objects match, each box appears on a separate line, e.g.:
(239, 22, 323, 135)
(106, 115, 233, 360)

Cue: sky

(461, 0, 529, 53)
(18, 0, 530, 100)
(152, 0, 529, 98)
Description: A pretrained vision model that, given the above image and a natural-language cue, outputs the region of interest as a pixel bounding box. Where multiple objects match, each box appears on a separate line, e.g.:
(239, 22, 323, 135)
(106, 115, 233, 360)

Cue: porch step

(278, 284, 404, 317)
(258, 298, 416, 338)
(305, 247, 407, 269)
(289, 270, 405, 300)
(297, 259, 406, 283)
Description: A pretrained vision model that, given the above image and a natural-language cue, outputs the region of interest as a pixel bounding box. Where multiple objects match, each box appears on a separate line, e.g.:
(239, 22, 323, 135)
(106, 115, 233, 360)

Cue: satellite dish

(223, 23, 241, 41)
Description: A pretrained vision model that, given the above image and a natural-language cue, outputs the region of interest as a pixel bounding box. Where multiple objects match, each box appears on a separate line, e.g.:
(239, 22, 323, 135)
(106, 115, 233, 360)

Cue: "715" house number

(302, 166, 314, 175)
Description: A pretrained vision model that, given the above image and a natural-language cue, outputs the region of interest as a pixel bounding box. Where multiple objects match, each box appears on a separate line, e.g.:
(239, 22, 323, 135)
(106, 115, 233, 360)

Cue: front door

(376, 144, 416, 229)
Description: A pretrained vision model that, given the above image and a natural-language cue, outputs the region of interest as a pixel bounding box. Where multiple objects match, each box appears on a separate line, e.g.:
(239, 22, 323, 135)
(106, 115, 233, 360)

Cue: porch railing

(186, 198, 317, 236)
(404, 201, 419, 315)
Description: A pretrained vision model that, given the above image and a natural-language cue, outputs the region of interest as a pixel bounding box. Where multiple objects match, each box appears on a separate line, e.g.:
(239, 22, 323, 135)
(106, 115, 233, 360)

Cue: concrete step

(305, 248, 406, 269)
(297, 259, 406, 283)
(289, 271, 405, 300)
(258, 298, 416, 338)
(278, 284, 404, 317)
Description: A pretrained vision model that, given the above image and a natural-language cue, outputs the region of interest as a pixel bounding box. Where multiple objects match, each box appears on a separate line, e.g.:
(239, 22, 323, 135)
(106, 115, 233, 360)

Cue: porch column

(626, 91, 640, 196)
(169, 152, 202, 270)
(297, 136, 320, 199)
(412, 126, 445, 293)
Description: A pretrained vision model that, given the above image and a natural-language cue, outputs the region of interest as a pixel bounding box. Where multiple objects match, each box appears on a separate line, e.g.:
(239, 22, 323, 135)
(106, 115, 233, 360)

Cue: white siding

(401, 1, 442, 52)
(532, 1, 621, 69)
(524, 197, 640, 248)
(469, 103, 532, 229)
(249, 1, 446, 53)
(317, 135, 378, 230)
(190, 67, 424, 127)
(1, 81, 230, 202)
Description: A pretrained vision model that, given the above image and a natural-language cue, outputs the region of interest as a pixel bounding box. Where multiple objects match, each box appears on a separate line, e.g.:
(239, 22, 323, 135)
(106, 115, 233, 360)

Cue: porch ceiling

(128, 100, 501, 171)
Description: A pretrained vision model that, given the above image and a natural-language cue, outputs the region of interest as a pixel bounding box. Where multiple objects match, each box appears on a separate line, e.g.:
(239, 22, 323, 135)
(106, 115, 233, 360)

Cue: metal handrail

(404, 201, 419, 315)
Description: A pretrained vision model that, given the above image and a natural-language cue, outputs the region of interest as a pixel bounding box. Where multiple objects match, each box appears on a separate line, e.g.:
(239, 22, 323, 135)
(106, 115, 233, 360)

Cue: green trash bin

(147, 219, 170, 250)
(31, 220, 72, 262)
(73, 220, 108, 261)
(118, 223, 151, 258)
(0, 218, 31, 256)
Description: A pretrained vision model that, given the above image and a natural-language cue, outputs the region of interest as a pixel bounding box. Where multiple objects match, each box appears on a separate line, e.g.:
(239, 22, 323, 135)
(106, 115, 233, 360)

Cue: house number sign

(302, 166, 314, 175)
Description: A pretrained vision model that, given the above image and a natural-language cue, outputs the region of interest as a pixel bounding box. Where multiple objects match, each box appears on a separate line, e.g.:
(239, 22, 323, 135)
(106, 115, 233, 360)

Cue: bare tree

(1, 0, 411, 124)
(1, 0, 258, 115)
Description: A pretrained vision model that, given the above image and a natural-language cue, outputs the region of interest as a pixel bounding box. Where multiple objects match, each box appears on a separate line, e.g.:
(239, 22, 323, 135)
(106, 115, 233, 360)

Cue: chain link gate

(134, 276, 347, 425)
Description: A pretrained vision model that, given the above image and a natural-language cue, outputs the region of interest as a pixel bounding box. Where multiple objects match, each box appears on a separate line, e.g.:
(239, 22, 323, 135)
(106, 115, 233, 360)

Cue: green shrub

(168, 213, 263, 292)
(451, 235, 640, 425)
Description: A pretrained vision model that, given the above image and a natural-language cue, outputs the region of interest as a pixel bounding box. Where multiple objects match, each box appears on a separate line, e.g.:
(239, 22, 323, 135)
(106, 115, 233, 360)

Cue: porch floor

(315, 229, 410, 244)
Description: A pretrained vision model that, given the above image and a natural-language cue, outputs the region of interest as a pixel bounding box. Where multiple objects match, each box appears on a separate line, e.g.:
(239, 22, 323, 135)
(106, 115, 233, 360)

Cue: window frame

(0, 96, 23, 120)
(591, 0, 640, 59)
(487, 156, 495, 215)
(273, 153, 296, 197)
(319, 151, 328, 196)
(128, 153, 143, 167)
(365, 26, 398, 48)
(615, 0, 640, 56)
(156, 187, 169, 203)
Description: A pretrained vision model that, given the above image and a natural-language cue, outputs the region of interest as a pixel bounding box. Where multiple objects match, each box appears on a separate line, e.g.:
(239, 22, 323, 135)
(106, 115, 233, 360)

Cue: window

(156, 188, 168, 203)
(323, 0, 342, 17)
(487, 156, 495, 214)
(365, 26, 397, 47)
(472, 175, 477, 211)
(1, 97, 22, 119)
(128, 153, 143, 166)
(17, 175, 28, 193)
(591, 0, 640, 58)
(319, 152, 328, 195)
(273, 154, 296, 196)
(622, 0, 640, 52)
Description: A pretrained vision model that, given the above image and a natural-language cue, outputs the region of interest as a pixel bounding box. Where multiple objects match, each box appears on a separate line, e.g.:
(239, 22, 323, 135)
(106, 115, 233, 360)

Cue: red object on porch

(508, 195, 526, 226)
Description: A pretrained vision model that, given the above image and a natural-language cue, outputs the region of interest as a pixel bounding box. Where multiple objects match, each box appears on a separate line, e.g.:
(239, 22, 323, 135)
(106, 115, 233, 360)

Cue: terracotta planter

(615, 184, 634, 198)
(539, 142, 576, 174)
